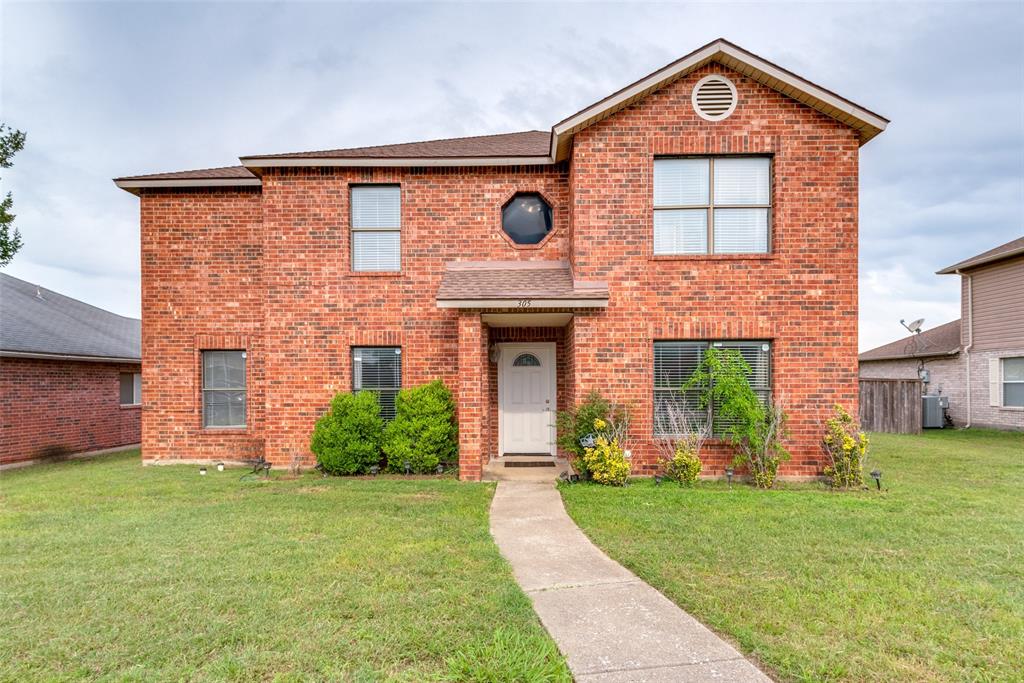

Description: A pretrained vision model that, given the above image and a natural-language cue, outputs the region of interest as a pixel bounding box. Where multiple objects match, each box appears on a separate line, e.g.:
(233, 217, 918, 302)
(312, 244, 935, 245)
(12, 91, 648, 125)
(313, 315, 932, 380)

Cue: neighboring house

(114, 39, 889, 480)
(859, 236, 1024, 430)
(0, 273, 142, 466)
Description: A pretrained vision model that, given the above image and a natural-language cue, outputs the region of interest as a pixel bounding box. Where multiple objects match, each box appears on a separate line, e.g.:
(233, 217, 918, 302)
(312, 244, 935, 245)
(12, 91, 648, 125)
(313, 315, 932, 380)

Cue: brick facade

(137, 60, 866, 479)
(0, 358, 141, 465)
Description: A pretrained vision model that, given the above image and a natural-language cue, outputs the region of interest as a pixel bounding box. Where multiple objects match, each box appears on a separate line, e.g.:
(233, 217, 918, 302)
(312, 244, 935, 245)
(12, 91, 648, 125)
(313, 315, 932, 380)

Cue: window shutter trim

(989, 358, 1002, 407)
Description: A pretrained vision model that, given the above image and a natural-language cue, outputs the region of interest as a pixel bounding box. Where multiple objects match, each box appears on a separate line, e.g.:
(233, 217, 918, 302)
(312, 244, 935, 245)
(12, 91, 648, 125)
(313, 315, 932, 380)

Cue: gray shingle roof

(859, 319, 961, 362)
(936, 236, 1024, 274)
(0, 273, 141, 361)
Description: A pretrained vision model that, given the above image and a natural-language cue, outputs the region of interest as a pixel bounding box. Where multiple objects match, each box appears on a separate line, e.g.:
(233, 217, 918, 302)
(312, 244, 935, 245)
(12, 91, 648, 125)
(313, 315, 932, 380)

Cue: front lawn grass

(0, 452, 569, 682)
(560, 429, 1024, 682)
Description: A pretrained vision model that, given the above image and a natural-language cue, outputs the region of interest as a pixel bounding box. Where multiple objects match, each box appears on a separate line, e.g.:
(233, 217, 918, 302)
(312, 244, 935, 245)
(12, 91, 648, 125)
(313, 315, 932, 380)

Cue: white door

(499, 343, 556, 455)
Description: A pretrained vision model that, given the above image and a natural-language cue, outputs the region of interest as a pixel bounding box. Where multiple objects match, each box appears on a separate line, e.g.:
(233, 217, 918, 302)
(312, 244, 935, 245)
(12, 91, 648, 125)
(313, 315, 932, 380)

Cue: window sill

(119, 404, 142, 410)
(997, 406, 1024, 412)
(347, 271, 404, 278)
(201, 426, 249, 433)
(650, 253, 776, 262)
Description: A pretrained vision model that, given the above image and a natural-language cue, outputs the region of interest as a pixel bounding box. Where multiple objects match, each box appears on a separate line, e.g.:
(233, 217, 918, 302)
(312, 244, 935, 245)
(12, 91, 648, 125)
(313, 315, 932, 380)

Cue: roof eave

(239, 155, 555, 172)
(114, 177, 262, 196)
(0, 350, 142, 363)
(936, 246, 1024, 274)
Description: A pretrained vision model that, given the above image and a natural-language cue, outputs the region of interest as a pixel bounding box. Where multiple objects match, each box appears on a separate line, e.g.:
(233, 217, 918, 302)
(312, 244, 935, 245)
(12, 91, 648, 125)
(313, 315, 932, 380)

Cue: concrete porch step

(483, 456, 574, 481)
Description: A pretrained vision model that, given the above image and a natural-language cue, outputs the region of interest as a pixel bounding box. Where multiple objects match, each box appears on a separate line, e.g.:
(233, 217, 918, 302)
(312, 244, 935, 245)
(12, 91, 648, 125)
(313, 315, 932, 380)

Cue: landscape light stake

(199, 466, 207, 476)
(654, 474, 663, 486)
(725, 467, 734, 488)
(216, 462, 225, 472)
(404, 461, 412, 476)
(369, 465, 380, 476)
(263, 462, 271, 478)
(435, 464, 444, 475)
(870, 469, 882, 491)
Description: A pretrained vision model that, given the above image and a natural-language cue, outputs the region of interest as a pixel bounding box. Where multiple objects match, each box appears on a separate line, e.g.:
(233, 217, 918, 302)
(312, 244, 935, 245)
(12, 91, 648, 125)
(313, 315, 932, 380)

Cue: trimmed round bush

(310, 390, 384, 475)
(383, 380, 458, 474)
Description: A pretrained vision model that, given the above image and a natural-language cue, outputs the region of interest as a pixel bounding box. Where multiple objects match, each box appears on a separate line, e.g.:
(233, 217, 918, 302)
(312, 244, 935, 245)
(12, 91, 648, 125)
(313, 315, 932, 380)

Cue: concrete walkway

(490, 481, 771, 682)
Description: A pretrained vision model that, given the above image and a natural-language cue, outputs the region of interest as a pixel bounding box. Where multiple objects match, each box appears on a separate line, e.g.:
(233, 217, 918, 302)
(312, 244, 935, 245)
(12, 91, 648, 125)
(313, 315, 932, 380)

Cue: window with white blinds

(353, 347, 402, 420)
(653, 340, 771, 436)
(351, 185, 401, 271)
(202, 350, 247, 428)
(653, 156, 770, 255)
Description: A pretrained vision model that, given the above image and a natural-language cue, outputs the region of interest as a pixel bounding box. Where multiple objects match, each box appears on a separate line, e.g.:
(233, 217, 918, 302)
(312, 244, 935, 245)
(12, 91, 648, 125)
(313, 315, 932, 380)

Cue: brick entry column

(457, 311, 487, 481)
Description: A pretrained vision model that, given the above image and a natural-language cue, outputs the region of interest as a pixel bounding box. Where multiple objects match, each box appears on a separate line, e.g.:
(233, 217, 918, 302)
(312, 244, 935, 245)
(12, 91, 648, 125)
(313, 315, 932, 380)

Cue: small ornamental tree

(383, 380, 458, 473)
(685, 348, 790, 488)
(822, 404, 869, 489)
(310, 390, 384, 475)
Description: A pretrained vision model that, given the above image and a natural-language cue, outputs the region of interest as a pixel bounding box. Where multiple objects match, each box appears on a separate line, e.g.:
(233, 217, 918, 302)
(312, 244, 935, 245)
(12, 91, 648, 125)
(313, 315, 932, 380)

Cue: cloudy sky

(2, 1, 1021, 351)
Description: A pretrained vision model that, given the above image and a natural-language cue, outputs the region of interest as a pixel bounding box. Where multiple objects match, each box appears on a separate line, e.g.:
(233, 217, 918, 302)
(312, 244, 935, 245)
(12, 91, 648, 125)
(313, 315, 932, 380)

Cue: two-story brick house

(116, 39, 888, 480)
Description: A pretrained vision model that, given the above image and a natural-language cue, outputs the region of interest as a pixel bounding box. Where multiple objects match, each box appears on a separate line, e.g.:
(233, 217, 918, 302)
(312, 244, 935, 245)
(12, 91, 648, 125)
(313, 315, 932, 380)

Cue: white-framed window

(999, 357, 1024, 408)
(202, 350, 247, 428)
(653, 340, 771, 436)
(119, 372, 141, 406)
(351, 185, 401, 271)
(353, 347, 402, 420)
(653, 156, 771, 255)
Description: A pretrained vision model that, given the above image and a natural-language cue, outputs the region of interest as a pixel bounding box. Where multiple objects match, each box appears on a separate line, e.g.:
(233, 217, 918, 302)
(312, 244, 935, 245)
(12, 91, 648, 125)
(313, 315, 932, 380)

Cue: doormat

(502, 453, 552, 457)
(504, 461, 556, 468)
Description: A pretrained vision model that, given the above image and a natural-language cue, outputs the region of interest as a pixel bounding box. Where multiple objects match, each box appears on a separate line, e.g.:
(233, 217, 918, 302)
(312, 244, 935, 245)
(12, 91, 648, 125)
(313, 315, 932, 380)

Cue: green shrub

(661, 443, 702, 486)
(581, 419, 631, 486)
(383, 380, 458, 473)
(685, 348, 789, 488)
(557, 392, 630, 479)
(310, 390, 384, 475)
(822, 404, 869, 488)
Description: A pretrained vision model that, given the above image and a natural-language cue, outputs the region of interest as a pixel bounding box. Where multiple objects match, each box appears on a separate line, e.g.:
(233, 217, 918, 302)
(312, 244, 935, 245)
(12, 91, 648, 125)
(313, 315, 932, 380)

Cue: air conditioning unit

(922, 395, 945, 429)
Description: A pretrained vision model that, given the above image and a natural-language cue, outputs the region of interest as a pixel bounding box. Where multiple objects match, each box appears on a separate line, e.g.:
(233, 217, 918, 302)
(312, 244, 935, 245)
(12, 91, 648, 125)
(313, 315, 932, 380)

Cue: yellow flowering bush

(822, 405, 869, 489)
(660, 443, 702, 486)
(582, 418, 630, 486)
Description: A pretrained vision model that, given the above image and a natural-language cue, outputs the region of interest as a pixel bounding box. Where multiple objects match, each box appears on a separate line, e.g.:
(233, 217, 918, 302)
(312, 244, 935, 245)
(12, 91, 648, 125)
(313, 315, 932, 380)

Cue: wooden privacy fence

(859, 379, 922, 434)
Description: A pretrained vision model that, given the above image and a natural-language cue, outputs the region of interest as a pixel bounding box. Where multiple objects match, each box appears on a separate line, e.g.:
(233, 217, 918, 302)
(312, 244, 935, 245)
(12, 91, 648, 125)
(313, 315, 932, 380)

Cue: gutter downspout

(958, 269, 974, 428)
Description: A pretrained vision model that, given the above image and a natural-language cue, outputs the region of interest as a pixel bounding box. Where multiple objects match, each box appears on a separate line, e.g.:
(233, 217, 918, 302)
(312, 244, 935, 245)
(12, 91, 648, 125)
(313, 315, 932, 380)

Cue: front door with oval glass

(499, 343, 556, 455)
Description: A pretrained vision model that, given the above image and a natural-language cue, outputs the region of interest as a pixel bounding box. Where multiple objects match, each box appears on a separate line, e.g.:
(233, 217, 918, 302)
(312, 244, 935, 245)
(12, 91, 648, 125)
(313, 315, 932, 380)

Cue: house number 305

(517, 299, 533, 308)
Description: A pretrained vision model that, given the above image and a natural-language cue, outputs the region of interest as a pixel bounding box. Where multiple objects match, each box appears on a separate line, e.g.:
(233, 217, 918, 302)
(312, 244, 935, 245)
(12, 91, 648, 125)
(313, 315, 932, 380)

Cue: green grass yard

(561, 429, 1024, 682)
(0, 452, 569, 682)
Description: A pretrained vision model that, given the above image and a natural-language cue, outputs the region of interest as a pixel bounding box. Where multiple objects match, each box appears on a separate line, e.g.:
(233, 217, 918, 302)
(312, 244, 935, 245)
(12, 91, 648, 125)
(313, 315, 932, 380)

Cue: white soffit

(481, 313, 574, 327)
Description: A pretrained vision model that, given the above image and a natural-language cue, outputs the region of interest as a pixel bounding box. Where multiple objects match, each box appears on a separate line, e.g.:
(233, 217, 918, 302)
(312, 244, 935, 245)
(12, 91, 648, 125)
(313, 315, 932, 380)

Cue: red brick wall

(569, 63, 860, 477)
(138, 59, 862, 479)
(0, 358, 141, 465)
(140, 188, 265, 463)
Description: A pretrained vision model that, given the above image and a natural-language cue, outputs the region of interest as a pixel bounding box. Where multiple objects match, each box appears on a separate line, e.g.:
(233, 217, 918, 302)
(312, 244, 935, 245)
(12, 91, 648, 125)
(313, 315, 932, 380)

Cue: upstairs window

(202, 351, 247, 428)
(653, 340, 771, 436)
(351, 185, 401, 271)
(654, 157, 770, 255)
(119, 372, 141, 406)
(353, 347, 402, 420)
(501, 193, 553, 245)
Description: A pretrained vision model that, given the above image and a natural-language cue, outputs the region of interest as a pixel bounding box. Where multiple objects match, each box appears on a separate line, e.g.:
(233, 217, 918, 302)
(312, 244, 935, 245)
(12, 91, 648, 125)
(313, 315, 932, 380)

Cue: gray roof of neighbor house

(116, 38, 888, 193)
(858, 319, 961, 362)
(0, 273, 141, 362)
(936, 235, 1024, 274)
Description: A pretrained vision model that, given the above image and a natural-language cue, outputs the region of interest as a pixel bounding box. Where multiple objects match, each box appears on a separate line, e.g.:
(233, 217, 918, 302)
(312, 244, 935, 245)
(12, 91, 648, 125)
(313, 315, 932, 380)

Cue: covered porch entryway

(436, 260, 608, 481)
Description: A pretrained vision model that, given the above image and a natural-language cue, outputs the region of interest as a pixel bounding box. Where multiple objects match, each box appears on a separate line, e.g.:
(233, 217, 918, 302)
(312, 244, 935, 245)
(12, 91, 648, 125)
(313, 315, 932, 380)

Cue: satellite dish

(900, 318, 925, 334)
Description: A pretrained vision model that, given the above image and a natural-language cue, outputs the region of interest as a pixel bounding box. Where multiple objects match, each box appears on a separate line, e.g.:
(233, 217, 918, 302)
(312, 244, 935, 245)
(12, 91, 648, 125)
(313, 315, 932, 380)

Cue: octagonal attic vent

(692, 75, 738, 121)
